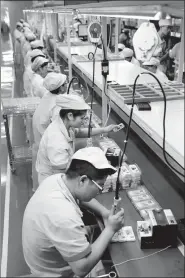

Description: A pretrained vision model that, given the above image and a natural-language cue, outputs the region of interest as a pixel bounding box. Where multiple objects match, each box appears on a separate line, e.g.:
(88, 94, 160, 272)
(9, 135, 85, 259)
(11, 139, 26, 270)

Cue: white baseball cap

(30, 49, 45, 59)
(71, 147, 117, 172)
(30, 40, 44, 49)
(159, 19, 172, 27)
(16, 22, 23, 27)
(118, 43, 125, 50)
(43, 72, 67, 91)
(120, 48, 133, 58)
(23, 22, 30, 28)
(31, 56, 49, 72)
(142, 57, 160, 66)
(24, 32, 36, 41)
(56, 94, 90, 110)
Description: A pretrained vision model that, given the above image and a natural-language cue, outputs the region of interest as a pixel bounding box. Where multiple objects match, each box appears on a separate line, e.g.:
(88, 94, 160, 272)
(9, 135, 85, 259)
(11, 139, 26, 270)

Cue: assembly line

(1, 1, 185, 277)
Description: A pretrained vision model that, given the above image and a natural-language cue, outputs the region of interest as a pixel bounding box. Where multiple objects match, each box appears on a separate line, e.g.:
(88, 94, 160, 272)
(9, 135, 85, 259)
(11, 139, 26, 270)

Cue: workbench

(50, 39, 184, 181)
(96, 191, 184, 278)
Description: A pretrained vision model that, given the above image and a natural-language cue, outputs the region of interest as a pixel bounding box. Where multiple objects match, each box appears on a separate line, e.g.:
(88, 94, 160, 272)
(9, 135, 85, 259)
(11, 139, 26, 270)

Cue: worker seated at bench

(22, 147, 124, 277)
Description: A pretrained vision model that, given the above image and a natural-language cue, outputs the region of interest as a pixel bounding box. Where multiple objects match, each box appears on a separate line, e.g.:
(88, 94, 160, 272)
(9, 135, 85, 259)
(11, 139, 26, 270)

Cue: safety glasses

(91, 179, 103, 192)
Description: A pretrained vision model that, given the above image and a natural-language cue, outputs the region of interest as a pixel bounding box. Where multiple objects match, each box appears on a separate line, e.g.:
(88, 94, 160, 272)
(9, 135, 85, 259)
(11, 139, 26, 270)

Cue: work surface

(96, 191, 184, 277)
(55, 41, 184, 171)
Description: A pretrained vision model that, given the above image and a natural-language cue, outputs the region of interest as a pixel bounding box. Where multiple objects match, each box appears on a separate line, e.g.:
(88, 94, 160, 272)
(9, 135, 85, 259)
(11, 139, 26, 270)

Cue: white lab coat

(24, 49, 32, 68)
(36, 116, 76, 185)
(22, 41, 31, 60)
(23, 65, 34, 97)
(13, 29, 23, 66)
(31, 73, 48, 98)
(31, 93, 60, 191)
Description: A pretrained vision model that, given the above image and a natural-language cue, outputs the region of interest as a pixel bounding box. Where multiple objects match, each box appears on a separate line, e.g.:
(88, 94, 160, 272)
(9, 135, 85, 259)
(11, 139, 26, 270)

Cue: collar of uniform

(58, 174, 83, 217)
(56, 116, 75, 143)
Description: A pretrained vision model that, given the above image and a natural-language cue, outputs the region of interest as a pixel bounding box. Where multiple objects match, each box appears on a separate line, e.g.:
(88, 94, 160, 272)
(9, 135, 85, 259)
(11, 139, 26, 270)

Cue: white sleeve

(47, 132, 71, 171)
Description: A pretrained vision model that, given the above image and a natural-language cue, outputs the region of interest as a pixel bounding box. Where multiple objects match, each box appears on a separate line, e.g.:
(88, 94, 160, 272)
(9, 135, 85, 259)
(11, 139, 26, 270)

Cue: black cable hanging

(67, 76, 80, 94)
(115, 72, 185, 201)
(87, 41, 100, 138)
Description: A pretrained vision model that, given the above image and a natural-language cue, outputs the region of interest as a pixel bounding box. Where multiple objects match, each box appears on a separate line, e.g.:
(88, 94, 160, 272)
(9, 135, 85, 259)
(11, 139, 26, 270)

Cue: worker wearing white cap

(31, 72, 67, 191)
(23, 49, 46, 97)
(152, 18, 172, 73)
(31, 56, 49, 98)
(23, 22, 30, 28)
(19, 19, 25, 24)
(13, 22, 24, 72)
(22, 32, 36, 61)
(120, 48, 140, 67)
(36, 94, 123, 185)
(142, 57, 169, 82)
(30, 40, 44, 50)
(23, 146, 124, 277)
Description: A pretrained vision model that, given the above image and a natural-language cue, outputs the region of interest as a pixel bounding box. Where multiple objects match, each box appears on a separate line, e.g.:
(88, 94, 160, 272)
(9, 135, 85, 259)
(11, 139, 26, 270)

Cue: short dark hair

(40, 62, 48, 68)
(31, 55, 45, 63)
(66, 159, 115, 180)
(59, 109, 87, 119)
(50, 87, 61, 95)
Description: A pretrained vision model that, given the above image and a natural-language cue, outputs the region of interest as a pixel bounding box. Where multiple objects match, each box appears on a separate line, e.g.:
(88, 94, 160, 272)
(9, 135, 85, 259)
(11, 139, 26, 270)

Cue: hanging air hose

(115, 71, 185, 203)
(67, 76, 80, 94)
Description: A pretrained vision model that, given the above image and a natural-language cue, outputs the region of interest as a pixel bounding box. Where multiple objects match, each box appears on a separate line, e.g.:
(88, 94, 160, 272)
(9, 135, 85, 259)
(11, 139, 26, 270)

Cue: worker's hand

(105, 205, 124, 233)
(104, 124, 124, 133)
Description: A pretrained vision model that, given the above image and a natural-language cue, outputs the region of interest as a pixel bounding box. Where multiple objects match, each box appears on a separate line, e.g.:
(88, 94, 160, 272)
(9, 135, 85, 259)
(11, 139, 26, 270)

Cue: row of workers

(13, 19, 125, 277)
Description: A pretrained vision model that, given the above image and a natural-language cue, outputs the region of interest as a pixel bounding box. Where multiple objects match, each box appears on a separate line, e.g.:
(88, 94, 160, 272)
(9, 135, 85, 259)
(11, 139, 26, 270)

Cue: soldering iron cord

(140, 72, 185, 178)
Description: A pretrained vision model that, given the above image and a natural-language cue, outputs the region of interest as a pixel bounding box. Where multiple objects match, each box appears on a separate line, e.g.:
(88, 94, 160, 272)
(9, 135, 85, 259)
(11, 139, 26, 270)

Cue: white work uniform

(22, 173, 91, 277)
(22, 41, 31, 60)
(13, 29, 23, 66)
(31, 92, 59, 191)
(31, 73, 48, 98)
(24, 49, 32, 68)
(23, 65, 34, 97)
(36, 116, 76, 184)
(152, 35, 167, 73)
(131, 57, 140, 67)
(32, 92, 60, 146)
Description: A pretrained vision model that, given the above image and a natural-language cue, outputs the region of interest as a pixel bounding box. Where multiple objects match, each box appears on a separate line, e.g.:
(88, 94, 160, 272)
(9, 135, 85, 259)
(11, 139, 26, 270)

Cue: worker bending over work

(13, 22, 24, 73)
(36, 94, 123, 185)
(152, 19, 172, 73)
(23, 49, 46, 97)
(31, 56, 49, 98)
(22, 146, 124, 277)
(142, 57, 168, 82)
(31, 72, 67, 191)
(120, 48, 140, 66)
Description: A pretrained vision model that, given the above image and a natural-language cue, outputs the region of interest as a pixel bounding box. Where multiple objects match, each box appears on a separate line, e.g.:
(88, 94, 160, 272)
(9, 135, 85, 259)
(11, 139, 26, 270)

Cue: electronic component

(113, 123, 125, 132)
(112, 226, 136, 242)
(137, 209, 178, 249)
(136, 102, 151, 111)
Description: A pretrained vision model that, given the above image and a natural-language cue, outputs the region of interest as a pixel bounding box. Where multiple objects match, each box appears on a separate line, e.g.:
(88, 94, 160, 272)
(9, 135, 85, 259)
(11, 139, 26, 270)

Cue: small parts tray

(2, 97, 40, 116)
(109, 82, 184, 104)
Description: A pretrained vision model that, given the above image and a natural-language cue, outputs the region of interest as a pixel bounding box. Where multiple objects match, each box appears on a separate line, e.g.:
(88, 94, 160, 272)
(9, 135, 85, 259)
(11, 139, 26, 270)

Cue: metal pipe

(66, 14, 72, 81)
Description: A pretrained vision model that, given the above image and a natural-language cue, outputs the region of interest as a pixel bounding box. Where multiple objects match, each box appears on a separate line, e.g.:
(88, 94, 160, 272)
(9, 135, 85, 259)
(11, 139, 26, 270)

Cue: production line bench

(50, 39, 184, 181)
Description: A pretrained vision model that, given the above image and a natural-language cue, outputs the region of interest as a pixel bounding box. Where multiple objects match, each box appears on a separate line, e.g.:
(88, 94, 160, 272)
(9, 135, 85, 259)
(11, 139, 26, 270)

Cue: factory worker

(31, 56, 49, 98)
(142, 57, 169, 82)
(23, 49, 46, 97)
(23, 22, 30, 28)
(36, 94, 123, 185)
(30, 39, 49, 58)
(13, 22, 24, 69)
(152, 19, 172, 73)
(73, 17, 82, 36)
(119, 30, 132, 49)
(169, 42, 184, 81)
(31, 72, 67, 191)
(22, 32, 37, 65)
(23, 146, 124, 277)
(120, 48, 140, 67)
(118, 43, 125, 52)
(24, 39, 44, 67)
(32, 72, 67, 145)
(19, 19, 25, 24)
